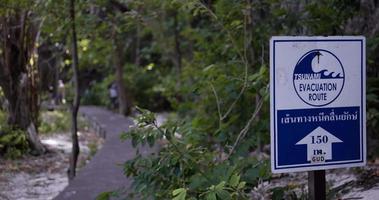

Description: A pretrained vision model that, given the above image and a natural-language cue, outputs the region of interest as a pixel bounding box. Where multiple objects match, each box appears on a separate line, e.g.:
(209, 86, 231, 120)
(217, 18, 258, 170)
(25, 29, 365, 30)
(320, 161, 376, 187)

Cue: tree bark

(114, 40, 131, 115)
(68, 0, 81, 180)
(246, 0, 255, 66)
(245, 0, 262, 153)
(135, 19, 141, 66)
(173, 12, 182, 73)
(111, 25, 132, 116)
(0, 10, 45, 155)
(27, 123, 46, 154)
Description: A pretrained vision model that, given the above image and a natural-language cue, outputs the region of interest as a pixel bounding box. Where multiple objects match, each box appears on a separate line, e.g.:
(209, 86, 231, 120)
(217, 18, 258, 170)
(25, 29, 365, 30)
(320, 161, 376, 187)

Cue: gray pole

(308, 170, 326, 200)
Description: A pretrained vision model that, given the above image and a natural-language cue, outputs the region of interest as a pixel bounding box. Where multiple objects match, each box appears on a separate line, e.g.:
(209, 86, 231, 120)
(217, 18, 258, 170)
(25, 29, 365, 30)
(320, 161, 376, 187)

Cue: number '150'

(311, 135, 328, 144)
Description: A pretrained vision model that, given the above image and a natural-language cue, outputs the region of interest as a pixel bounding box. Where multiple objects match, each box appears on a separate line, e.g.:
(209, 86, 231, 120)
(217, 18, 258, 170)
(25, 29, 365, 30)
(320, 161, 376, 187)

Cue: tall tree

(0, 5, 46, 155)
(110, 0, 133, 115)
(68, 0, 81, 180)
(113, 34, 132, 115)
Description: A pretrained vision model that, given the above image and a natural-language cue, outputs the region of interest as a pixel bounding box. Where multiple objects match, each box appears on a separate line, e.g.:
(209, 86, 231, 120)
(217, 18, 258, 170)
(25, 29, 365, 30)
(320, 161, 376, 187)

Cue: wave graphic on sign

(294, 50, 344, 79)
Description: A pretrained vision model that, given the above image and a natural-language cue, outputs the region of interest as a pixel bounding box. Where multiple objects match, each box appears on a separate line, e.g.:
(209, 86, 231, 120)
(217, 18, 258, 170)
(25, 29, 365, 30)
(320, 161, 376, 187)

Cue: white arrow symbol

(296, 126, 342, 163)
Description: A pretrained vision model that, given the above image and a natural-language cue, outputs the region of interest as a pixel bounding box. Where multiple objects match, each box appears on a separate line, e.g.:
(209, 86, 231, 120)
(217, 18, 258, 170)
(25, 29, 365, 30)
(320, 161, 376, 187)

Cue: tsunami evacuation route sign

(270, 36, 366, 173)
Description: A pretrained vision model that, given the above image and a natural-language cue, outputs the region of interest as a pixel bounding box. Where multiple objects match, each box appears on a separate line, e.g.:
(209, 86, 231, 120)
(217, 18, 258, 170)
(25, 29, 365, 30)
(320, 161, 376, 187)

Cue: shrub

(0, 126, 29, 159)
(117, 108, 271, 199)
(81, 76, 114, 107)
(39, 110, 71, 134)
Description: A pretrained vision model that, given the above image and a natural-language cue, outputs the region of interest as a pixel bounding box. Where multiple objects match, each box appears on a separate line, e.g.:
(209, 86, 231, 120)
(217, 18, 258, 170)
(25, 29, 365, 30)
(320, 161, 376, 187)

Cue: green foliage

(173, 188, 187, 200)
(0, 127, 29, 159)
(0, 110, 6, 126)
(123, 64, 171, 111)
(83, 63, 171, 111)
(305, 0, 359, 35)
(88, 141, 99, 157)
(120, 109, 270, 199)
(367, 77, 379, 158)
(271, 186, 307, 200)
(96, 191, 119, 200)
(82, 76, 114, 107)
(39, 110, 71, 134)
(0, 109, 29, 159)
(2, 0, 377, 198)
(109, 0, 379, 198)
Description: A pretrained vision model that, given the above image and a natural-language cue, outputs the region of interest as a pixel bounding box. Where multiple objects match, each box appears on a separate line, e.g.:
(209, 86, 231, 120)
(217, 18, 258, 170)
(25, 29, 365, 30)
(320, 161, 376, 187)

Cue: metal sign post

(270, 36, 366, 198)
(308, 170, 325, 200)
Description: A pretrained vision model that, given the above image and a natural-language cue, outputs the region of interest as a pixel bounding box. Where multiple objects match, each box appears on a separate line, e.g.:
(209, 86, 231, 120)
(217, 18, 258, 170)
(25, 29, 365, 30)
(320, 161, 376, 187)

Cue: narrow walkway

(55, 106, 147, 200)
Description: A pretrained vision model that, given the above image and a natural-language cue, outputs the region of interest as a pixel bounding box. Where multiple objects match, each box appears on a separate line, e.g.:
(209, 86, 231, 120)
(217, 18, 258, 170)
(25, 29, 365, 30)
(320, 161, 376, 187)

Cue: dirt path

(0, 129, 102, 200)
(55, 106, 154, 200)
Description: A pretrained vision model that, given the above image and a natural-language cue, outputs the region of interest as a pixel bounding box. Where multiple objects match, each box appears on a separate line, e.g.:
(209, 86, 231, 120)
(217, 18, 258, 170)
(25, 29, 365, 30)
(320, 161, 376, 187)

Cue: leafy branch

(128, 107, 214, 183)
(196, 1, 250, 122)
(227, 96, 264, 159)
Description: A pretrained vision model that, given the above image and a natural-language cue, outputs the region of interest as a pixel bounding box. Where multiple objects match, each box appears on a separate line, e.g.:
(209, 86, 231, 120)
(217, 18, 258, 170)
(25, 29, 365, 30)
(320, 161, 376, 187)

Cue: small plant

(39, 110, 71, 134)
(0, 126, 29, 159)
(88, 141, 99, 157)
(116, 107, 270, 199)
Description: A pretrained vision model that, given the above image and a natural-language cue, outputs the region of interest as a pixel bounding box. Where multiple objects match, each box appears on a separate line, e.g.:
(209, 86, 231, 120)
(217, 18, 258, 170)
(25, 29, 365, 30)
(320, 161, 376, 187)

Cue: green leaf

(216, 190, 231, 200)
(147, 134, 155, 147)
(229, 174, 240, 187)
(172, 188, 187, 200)
(245, 168, 260, 181)
(96, 191, 112, 200)
(120, 132, 129, 141)
(189, 174, 207, 190)
(206, 192, 217, 200)
(215, 181, 226, 191)
(237, 181, 246, 189)
(230, 20, 242, 27)
(203, 64, 215, 72)
(173, 188, 186, 196)
(272, 187, 285, 200)
(135, 106, 156, 125)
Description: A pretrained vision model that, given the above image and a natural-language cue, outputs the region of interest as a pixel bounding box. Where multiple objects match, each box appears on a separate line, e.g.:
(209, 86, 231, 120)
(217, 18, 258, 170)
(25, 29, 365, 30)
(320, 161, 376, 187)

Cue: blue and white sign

(270, 36, 366, 173)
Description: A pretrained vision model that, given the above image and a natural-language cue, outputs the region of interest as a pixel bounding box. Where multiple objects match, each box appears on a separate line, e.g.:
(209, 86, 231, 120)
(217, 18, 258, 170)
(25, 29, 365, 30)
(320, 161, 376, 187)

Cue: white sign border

(270, 36, 366, 173)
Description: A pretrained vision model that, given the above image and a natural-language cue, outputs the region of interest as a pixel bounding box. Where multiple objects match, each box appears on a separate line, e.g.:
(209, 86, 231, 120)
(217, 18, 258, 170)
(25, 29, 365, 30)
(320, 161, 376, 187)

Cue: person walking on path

(58, 80, 66, 104)
(109, 82, 118, 110)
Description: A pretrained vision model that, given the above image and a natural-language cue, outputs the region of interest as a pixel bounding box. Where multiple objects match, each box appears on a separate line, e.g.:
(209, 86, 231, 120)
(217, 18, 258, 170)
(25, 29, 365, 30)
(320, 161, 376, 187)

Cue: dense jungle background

(0, 0, 379, 199)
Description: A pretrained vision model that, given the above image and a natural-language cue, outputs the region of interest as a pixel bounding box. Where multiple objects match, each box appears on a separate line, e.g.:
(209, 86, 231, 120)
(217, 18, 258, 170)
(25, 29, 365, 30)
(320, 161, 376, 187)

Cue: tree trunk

(245, 0, 262, 153)
(27, 123, 46, 154)
(135, 19, 141, 66)
(112, 26, 132, 115)
(173, 12, 182, 73)
(0, 10, 45, 155)
(68, 0, 81, 180)
(54, 61, 60, 105)
(246, 0, 255, 66)
(114, 42, 131, 115)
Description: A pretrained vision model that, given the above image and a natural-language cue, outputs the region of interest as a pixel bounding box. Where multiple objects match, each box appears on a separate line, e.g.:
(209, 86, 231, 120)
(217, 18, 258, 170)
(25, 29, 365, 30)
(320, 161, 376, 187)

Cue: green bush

(82, 76, 114, 107)
(0, 110, 6, 126)
(119, 108, 270, 199)
(82, 65, 171, 111)
(39, 110, 71, 134)
(89, 0, 377, 199)
(124, 64, 169, 111)
(0, 127, 29, 159)
(367, 77, 379, 158)
(0, 106, 29, 159)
